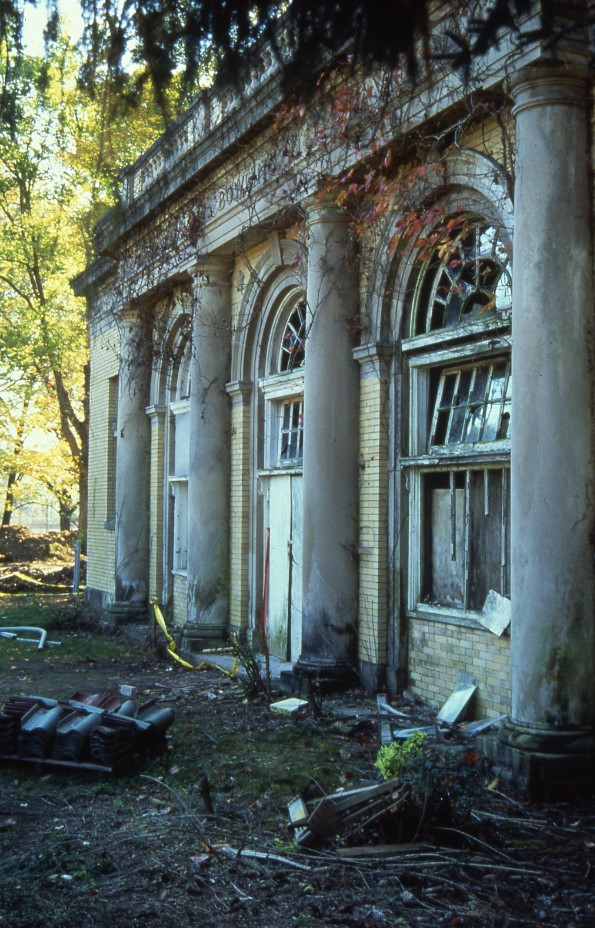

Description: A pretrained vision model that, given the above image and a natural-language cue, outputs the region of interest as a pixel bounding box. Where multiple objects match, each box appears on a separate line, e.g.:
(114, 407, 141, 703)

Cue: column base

(293, 655, 357, 688)
(104, 600, 149, 631)
(180, 623, 228, 653)
(479, 718, 595, 800)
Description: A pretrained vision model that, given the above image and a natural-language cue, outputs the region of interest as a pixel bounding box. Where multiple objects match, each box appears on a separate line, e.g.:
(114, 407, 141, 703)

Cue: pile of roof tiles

(0, 693, 174, 773)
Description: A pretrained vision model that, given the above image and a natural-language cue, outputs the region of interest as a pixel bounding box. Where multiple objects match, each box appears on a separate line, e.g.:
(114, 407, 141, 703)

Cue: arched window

(402, 218, 512, 615)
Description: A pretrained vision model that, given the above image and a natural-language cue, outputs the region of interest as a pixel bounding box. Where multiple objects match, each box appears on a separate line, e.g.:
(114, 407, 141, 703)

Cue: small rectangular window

(430, 359, 511, 449)
(278, 399, 304, 466)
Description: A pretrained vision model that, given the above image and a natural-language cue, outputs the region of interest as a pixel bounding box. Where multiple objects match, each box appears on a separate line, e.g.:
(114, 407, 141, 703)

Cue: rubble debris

(0, 692, 174, 773)
(437, 675, 477, 725)
(377, 694, 409, 718)
(478, 589, 511, 636)
(376, 682, 505, 747)
(270, 697, 308, 716)
(336, 842, 434, 859)
(0, 626, 58, 650)
(392, 725, 439, 740)
(216, 846, 313, 871)
(288, 794, 314, 847)
(288, 779, 406, 847)
(463, 715, 507, 734)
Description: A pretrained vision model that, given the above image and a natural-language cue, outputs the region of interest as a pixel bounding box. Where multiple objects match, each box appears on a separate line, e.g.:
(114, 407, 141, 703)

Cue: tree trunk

(1, 473, 17, 526)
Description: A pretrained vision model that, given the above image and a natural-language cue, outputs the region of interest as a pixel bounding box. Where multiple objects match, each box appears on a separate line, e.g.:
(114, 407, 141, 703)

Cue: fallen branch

(215, 845, 313, 871)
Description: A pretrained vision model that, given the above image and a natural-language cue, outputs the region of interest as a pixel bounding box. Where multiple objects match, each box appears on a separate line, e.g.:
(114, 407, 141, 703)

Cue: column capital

(117, 302, 144, 326)
(303, 196, 349, 230)
(353, 341, 394, 367)
(511, 63, 589, 116)
(191, 255, 233, 288)
(225, 379, 253, 400)
(145, 403, 167, 421)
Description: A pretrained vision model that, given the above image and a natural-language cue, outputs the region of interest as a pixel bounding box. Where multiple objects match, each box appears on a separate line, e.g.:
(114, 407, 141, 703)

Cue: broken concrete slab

(437, 675, 477, 725)
(478, 589, 511, 636)
(270, 697, 308, 716)
(463, 715, 507, 734)
(392, 725, 438, 740)
(377, 694, 409, 718)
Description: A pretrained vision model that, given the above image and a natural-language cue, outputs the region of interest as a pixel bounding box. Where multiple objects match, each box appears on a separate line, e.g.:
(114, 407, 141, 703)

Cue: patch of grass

(0, 593, 78, 631)
(0, 593, 139, 673)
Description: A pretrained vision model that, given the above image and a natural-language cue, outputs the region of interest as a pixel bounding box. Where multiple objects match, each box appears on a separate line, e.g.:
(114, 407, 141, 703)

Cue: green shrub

(374, 731, 427, 781)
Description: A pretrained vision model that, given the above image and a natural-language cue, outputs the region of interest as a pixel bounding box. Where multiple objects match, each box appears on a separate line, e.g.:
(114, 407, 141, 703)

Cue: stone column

(184, 257, 232, 647)
(499, 64, 595, 794)
(112, 306, 151, 620)
(295, 202, 359, 680)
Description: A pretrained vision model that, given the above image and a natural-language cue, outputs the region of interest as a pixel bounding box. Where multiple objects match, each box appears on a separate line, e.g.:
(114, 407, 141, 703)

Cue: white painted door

(265, 475, 302, 661)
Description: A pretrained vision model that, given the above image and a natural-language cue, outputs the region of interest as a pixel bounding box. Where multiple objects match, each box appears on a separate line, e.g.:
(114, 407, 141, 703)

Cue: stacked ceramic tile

(17, 705, 67, 759)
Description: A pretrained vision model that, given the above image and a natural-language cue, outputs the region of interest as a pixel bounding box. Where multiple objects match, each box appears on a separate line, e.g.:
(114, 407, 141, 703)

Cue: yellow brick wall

(172, 573, 188, 625)
(229, 391, 251, 631)
(87, 323, 121, 598)
(459, 113, 515, 175)
(408, 616, 511, 718)
(358, 369, 390, 666)
(232, 242, 269, 332)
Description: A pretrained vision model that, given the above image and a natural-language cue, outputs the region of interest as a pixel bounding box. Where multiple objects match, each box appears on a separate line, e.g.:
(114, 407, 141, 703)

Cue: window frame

(259, 370, 304, 473)
(401, 226, 512, 625)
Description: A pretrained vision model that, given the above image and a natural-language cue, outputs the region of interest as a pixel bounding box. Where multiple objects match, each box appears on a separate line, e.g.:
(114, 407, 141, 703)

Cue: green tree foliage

(0, 30, 163, 533)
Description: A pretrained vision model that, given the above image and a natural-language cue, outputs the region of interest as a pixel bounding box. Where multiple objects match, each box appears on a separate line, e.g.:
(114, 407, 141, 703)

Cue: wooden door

(265, 475, 302, 661)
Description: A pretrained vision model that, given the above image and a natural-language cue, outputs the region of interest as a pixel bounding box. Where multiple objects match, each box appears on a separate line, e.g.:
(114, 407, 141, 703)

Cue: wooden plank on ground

(336, 843, 434, 859)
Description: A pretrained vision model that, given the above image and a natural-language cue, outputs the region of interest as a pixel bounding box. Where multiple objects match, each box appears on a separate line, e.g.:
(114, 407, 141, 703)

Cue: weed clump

(374, 731, 428, 781)
(374, 733, 482, 840)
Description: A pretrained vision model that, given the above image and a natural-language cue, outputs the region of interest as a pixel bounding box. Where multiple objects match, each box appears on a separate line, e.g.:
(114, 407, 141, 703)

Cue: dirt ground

(0, 526, 83, 593)
(0, 594, 594, 928)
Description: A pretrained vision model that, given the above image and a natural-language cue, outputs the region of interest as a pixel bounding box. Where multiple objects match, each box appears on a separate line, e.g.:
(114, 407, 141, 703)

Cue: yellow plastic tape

(151, 600, 237, 677)
(12, 571, 71, 590)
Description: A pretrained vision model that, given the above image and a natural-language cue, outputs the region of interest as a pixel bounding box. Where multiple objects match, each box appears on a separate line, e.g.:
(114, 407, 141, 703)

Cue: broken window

(279, 398, 304, 465)
(415, 224, 511, 334)
(430, 359, 511, 448)
(279, 301, 306, 372)
(403, 217, 512, 618)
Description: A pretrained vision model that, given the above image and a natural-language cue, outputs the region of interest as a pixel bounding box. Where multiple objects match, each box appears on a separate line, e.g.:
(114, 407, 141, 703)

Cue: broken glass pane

(279, 301, 306, 372)
(431, 360, 511, 448)
(279, 398, 304, 465)
(417, 223, 512, 334)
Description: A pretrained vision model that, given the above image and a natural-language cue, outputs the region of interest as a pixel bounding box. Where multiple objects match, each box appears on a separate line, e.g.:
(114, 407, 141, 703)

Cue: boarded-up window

(422, 469, 510, 610)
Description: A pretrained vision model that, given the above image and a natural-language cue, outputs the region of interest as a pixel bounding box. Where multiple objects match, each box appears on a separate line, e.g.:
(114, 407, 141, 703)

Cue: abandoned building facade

(76, 2, 594, 789)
